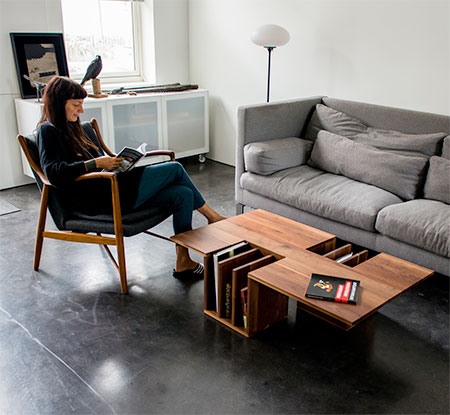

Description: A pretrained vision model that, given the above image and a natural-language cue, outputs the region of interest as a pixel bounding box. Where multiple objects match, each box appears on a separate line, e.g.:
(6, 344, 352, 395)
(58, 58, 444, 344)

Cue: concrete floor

(0, 158, 448, 414)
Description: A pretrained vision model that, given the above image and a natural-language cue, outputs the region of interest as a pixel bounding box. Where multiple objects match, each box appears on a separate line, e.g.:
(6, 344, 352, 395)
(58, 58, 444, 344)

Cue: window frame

(62, 0, 144, 84)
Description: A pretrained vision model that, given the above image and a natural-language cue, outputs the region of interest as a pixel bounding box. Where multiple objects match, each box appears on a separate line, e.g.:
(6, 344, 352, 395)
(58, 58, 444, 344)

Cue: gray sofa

(236, 96, 450, 276)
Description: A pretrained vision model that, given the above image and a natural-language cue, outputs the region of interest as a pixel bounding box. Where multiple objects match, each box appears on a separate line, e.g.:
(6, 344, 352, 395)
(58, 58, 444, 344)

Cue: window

(60, 0, 143, 83)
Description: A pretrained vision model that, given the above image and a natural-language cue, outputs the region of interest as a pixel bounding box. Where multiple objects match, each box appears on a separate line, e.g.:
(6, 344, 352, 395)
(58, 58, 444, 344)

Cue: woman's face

(65, 99, 84, 122)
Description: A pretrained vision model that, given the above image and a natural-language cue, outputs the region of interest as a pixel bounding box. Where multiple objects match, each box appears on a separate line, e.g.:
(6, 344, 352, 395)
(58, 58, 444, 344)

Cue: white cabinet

(163, 91, 208, 159)
(15, 89, 209, 177)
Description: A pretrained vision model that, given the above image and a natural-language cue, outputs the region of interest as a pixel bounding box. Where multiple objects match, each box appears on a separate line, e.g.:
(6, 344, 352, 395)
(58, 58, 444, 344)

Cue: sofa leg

(236, 203, 245, 215)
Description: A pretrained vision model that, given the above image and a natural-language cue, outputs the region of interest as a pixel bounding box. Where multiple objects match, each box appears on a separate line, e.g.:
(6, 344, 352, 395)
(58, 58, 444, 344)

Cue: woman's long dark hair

(39, 76, 97, 158)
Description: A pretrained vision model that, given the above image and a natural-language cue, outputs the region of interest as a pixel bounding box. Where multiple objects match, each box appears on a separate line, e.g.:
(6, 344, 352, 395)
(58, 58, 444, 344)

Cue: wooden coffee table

(171, 209, 433, 337)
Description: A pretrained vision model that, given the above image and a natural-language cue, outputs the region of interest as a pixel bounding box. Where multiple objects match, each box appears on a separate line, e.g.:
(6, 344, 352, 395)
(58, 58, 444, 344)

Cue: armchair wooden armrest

(144, 150, 176, 161)
(90, 119, 176, 162)
(75, 171, 118, 182)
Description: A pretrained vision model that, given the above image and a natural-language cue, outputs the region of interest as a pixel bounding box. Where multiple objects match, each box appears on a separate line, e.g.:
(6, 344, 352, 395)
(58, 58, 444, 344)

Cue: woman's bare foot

(197, 203, 227, 224)
(207, 211, 227, 224)
(175, 245, 199, 272)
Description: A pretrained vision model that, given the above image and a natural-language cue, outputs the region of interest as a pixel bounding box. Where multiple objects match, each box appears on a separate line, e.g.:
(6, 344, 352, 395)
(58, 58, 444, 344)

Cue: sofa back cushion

(307, 104, 446, 157)
(323, 97, 450, 135)
(244, 137, 313, 176)
(442, 136, 450, 160)
(424, 156, 450, 205)
(308, 130, 428, 200)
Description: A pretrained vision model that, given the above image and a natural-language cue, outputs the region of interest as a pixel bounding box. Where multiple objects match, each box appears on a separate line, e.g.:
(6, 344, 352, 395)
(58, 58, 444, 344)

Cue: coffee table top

(172, 209, 335, 255)
(172, 209, 433, 330)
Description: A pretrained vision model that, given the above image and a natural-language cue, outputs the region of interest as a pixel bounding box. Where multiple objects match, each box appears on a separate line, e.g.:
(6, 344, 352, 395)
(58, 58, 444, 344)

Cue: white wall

(188, 0, 450, 166)
(1, 0, 190, 189)
(153, 0, 189, 84)
(0, 0, 64, 189)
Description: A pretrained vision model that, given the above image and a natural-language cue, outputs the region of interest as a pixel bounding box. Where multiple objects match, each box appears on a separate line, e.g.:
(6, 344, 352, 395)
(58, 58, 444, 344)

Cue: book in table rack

(240, 287, 248, 329)
(213, 241, 251, 312)
(305, 273, 360, 304)
(106, 143, 147, 173)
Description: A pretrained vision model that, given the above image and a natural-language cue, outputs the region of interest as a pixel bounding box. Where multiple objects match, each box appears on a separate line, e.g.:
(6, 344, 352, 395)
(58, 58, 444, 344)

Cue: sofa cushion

(305, 104, 446, 157)
(442, 136, 450, 160)
(244, 137, 313, 176)
(312, 103, 367, 137)
(240, 165, 402, 232)
(376, 200, 450, 258)
(308, 130, 428, 200)
(424, 156, 450, 205)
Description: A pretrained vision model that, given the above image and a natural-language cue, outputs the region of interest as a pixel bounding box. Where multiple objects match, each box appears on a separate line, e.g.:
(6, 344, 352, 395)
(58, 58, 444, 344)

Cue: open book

(106, 143, 147, 173)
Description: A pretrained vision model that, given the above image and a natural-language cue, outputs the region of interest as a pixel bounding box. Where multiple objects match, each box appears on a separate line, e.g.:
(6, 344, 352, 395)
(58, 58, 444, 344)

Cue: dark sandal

(172, 263, 204, 279)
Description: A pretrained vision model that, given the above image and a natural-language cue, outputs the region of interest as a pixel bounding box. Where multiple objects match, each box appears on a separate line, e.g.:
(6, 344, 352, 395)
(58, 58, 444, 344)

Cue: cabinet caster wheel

(198, 154, 206, 163)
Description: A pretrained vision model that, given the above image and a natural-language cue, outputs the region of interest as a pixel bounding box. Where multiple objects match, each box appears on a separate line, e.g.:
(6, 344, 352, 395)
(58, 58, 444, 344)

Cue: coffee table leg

(247, 278, 289, 337)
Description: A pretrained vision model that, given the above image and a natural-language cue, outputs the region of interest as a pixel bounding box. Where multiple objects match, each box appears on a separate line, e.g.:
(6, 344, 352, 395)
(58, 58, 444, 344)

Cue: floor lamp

(251, 24, 290, 103)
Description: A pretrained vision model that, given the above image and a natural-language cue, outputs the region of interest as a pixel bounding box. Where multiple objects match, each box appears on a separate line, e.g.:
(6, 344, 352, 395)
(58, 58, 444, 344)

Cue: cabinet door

(79, 102, 110, 147)
(107, 97, 162, 155)
(162, 91, 209, 159)
(80, 104, 105, 134)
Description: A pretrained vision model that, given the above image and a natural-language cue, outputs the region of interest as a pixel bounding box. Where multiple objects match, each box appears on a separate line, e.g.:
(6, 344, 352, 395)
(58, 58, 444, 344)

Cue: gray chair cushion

(376, 200, 450, 258)
(442, 136, 450, 160)
(240, 165, 402, 232)
(243, 137, 313, 175)
(308, 130, 428, 200)
(424, 156, 450, 205)
(65, 208, 171, 237)
(307, 104, 446, 157)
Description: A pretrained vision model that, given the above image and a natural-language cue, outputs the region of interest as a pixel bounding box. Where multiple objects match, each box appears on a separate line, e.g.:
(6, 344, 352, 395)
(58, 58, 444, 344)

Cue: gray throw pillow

(306, 104, 446, 157)
(308, 130, 428, 200)
(442, 136, 450, 160)
(244, 137, 313, 176)
(424, 156, 450, 204)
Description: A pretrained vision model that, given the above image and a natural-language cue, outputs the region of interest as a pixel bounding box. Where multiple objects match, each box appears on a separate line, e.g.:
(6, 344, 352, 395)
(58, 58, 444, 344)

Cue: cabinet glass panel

(112, 102, 159, 152)
(80, 107, 103, 133)
(166, 97, 205, 153)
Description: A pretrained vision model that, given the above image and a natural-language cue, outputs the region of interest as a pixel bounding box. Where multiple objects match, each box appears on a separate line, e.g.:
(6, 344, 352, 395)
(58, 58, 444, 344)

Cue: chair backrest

(18, 132, 45, 189)
(17, 119, 107, 230)
(84, 119, 115, 157)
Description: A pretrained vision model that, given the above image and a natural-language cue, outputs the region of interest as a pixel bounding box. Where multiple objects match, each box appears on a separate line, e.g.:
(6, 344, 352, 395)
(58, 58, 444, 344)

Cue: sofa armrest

(235, 96, 324, 204)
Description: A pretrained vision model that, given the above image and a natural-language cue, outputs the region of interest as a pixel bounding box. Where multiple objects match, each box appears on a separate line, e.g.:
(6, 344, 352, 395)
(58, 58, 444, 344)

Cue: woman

(37, 76, 225, 278)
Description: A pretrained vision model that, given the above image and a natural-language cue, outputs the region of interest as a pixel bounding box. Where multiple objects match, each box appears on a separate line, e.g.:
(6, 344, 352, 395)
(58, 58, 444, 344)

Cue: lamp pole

(266, 47, 274, 103)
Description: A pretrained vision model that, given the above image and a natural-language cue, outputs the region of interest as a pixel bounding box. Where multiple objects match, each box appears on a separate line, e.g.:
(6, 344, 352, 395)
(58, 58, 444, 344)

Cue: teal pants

(133, 162, 205, 234)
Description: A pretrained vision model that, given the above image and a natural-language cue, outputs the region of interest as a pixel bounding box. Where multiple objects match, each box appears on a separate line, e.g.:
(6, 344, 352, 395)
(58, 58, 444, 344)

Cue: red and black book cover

(305, 273, 360, 304)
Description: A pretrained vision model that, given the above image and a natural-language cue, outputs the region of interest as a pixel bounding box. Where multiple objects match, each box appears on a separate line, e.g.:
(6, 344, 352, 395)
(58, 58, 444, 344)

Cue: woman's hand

(94, 156, 124, 170)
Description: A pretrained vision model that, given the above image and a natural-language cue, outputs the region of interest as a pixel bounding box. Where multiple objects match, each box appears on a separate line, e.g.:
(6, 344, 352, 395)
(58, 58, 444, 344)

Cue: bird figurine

(23, 74, 46, 90)
(23, 74, 47, 102)
(80, 55, 102, 87)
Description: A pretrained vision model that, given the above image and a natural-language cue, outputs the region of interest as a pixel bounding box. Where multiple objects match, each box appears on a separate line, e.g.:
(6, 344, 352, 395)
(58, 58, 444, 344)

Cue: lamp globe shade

(251, 24, 290, 48)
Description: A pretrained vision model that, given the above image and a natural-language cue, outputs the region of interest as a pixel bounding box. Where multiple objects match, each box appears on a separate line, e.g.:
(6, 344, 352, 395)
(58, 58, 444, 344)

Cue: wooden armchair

(18, 119, 176, 294)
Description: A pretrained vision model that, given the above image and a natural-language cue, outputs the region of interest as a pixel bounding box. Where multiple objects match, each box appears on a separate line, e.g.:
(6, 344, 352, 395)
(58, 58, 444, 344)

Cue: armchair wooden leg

(117, 236, 128, 294)
(34, 185, 49, 270)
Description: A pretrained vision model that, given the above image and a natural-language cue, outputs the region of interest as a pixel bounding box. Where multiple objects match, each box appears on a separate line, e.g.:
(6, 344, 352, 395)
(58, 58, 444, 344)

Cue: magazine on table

(305, 273, 360, 304)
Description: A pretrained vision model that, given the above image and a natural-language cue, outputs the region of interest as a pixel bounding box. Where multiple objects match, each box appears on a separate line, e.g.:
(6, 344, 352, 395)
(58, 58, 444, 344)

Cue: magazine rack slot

(340, 250, 369, 267)
(203, 241, 283, 336)
(231, 255, 276, 327)
(216, 248, 262, 318)
(203, 254, 215, 311)
(307, 238, 337, 255)
(312, 238, 374, 267)
(323, 244, 352, 260)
